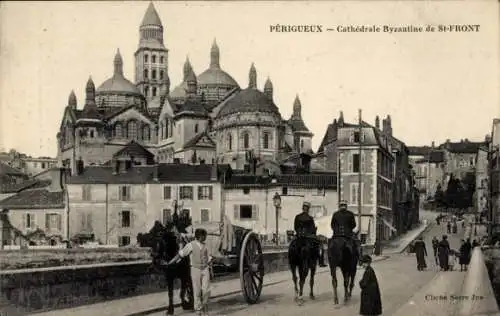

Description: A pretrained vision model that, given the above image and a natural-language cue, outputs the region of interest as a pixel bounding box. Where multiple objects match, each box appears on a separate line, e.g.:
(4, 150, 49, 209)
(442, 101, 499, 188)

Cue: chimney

(431, 141, 435, 148)
(382, 119, 387, 133)
(210, 163, 218, 181)
(48, 167, 64, 192)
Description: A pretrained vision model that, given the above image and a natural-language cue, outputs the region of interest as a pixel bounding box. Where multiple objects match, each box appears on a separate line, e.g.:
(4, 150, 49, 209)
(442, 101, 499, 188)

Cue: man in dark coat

(359, 255, 382, 316)
(437, 235, 451, 271)
(331, 200, 359, 258)
(413, 236, 428, 271)
(447, 221, 452, 234)
(432, 236, 439, 265)
(293, 201, 322, 265)
(459, 239, 472, 271)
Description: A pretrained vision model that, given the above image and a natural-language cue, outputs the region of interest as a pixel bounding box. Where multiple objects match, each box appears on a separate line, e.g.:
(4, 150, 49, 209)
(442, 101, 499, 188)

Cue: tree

(445, 174, 461, 211)
(434, 184, 445, 210)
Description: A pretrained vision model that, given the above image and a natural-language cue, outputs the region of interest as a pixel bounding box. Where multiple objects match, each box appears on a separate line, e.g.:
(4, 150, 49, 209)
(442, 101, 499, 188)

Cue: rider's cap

(303, 201, 311, 208)
(339, 200, 348, 206)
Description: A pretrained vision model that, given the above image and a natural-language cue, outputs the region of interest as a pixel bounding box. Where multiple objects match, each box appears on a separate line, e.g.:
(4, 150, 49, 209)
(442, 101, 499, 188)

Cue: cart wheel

(239, 232, 264, 304)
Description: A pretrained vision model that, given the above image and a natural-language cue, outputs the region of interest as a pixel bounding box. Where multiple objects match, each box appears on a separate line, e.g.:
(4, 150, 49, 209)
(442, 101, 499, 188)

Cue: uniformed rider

(294, 201, 317, 236)
(331, 200, 360, 257)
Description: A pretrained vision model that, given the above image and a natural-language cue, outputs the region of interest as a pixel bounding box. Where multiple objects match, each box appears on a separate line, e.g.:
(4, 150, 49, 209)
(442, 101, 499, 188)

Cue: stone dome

(197, 68, 239, 87)
(217, 88, 280, 118)
(96, 50, 142, 97)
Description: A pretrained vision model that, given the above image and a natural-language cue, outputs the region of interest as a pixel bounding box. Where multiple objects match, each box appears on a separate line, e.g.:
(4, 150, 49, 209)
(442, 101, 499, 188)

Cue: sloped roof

(113, 141, 155, 162)
(441, 141, 486, 154)
(0, 188, 64, 209)
(223, 173, 337, 189)
(0, 179, 51, 194)
(0, 162, 25, 176)
(183, 131, 216, 149)
(141, 2, 162, 27)
(429, 150, 445, 163)
(408, 146, 432, 156)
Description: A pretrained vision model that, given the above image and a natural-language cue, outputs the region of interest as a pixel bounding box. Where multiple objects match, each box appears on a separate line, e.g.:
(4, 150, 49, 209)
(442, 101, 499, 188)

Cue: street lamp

(273, 192, 282, 245)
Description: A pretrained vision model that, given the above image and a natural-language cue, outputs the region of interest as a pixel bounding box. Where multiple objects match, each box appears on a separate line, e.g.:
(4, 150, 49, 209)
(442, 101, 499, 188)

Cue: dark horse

(140, 221, 194, 315)
(288, 232, 319, 305)
(327, 235, 359, 304)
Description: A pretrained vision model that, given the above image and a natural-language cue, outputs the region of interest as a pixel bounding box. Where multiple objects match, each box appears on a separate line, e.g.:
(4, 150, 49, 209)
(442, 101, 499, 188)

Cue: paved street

(145, 219, 468, 316)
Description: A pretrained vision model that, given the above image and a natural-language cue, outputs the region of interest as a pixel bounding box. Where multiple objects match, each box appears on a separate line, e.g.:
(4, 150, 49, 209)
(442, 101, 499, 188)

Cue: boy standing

(166, 228, 212, 316)
(359, 255, 382, 316)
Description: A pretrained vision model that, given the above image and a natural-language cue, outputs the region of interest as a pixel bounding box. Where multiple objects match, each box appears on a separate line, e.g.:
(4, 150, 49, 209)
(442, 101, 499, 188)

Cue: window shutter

(57, 214, 62, 231)
(127, 187, 131, 200)
(198, 186, 202, 200)
(45, 214, 50, 230)
(24, 214, 28, 228)
(81, 213, 86, 230)
(119, 211, 123, 228)
(129, 211, 134, 228)
(361, 152, 366, 172)
(233, 205, 239, 220)
(252, 205, 259, 220)
(209, 186, 213, 200)
(348, 154, 353, 172)
(30, 214, 36, 229)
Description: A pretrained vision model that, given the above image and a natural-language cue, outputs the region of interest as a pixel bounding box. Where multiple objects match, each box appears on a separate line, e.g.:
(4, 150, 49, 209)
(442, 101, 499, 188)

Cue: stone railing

(480, 246, 500, 311)
(0, 249, 289, 315)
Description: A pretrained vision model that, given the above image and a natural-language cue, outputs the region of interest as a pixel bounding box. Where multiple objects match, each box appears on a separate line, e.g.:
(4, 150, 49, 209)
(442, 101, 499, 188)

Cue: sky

(0, 1, 499, 157)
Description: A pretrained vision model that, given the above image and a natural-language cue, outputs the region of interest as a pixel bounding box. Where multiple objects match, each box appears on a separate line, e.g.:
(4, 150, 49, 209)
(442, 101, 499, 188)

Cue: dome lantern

(249, 63, 257, 89)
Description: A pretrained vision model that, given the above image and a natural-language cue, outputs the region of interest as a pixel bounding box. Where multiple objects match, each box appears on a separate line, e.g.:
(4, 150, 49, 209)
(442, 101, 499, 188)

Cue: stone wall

(0, 250, 289, 315)
(482, 247, 500, 306)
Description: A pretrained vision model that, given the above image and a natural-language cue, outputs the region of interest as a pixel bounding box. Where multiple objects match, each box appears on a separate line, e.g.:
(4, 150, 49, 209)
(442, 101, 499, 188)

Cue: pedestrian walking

(413, 236, 428, 271)
(359, 255, 382, 316)
(432, 236, 439, 266)
(447, 221, 451, 234)
(166, 228, 213, 316)
(459, 239, 472, 272)
(437, 235, 451, 271)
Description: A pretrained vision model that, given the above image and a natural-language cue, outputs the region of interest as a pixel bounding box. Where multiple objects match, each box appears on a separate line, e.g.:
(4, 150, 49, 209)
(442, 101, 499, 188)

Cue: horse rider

(331, 200, 360, 259)
(294, 201, 325, 266)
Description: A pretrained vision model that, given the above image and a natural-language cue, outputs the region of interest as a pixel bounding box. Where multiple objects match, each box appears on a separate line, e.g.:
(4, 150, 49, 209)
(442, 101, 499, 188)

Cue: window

(144, 54, 148, 63)
(243, 188, 250, 194)
(143, 126, 150, 141)
(235, 205, 258, 220)
(45, 214, 62, 231)
(82, 185, 91, 200)
(300, 139, 304, 149)
(228, 134, 232, 150)
(152, 70, 157, 80)
(127, 121, 138, 140)
(354, 132, 361, 143)
(120, 210, 131, 228)
(243, 133, 250, 149)
(352, 153, 360, 173)
(162, 209, 172, 225)
(144, 69, 148, 79)
(180, 186, 193, 200)
(119, 236, 131, 247)
(316, 188, 325, 196)
(89, 130, 94, 138)
(119, 186, 131, 201)
(163, 186, 171, 199)
(42, 162, 46, 169)
(282, 187, 288, 195)
(182, 209, 190, 218)
(152, 87, 157, 97)
(263, 132, 270, 149)
(114, 123, 123, 138)
(194, 124, 199, 134)
(160, 70, 164, 80)
(144, 86, 149, 97)
(350, 183, 364, 205)
(24, 213, 35, 229)
(198, 186, 213, 200)
(152, 55, 156, 63)
(201, 209, 210, 223)
(81, 213, 92, 231)
(160, 56, 164, 63)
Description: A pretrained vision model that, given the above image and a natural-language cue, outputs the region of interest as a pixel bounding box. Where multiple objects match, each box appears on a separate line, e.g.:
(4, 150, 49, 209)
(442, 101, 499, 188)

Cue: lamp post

(273, 192, 281, 245)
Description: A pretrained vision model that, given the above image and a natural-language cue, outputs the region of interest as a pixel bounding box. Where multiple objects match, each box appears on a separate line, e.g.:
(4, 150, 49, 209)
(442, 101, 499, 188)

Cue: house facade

(476, 147, 489, 216)
(490, 119, 500, 232)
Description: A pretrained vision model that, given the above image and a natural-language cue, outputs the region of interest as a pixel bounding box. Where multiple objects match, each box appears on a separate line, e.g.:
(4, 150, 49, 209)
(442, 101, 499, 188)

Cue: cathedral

(57, 3, 314, 174)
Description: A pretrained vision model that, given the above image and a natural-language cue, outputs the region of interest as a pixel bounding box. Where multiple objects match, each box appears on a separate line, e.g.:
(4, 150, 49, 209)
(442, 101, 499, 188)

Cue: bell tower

(135, 2, 170, 109)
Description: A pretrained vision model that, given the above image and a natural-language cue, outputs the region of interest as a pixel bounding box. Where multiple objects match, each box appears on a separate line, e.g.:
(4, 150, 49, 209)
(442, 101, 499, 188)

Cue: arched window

(194, 123, 199, 134)
(143, 69, 148, 80)
(127, 121, 138, 140)
(144, 54, 148, 63)
(263, 132, 270, 149)
(228, 134, 232, 150)
(114, 123, 123, 138)
(164, 120, 168, 138)
(143, 125, 150, 141)
(300, 139, 304, 148)
(159, 122, 164, 140)
(160, 70, 164, 80)
(152, 87, 157, 97)
(152, 70, 157, 80)
(160, 56, 164, 64)
(243, 132, 250, 149)
(152, 55, 156, 63)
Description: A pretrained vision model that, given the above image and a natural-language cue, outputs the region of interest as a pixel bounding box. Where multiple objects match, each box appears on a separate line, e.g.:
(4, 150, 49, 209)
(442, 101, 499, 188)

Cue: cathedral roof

(141, 2, 162, 27)
(170, 82, 188, 99)
(217, 88, 280, 118)
(288, 118, 310, 133)
(96, 50, 143, 97)
(197, 68, 239, 87)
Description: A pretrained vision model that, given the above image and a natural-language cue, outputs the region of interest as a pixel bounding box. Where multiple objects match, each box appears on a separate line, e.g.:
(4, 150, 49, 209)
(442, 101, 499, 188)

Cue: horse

(288, 231, 320, 305)
(144, 221, 194, 315)
(327, 234, 359, 305)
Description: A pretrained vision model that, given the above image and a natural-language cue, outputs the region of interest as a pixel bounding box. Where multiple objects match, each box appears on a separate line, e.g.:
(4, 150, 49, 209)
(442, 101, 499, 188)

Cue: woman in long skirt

(413, 236, 428, 271)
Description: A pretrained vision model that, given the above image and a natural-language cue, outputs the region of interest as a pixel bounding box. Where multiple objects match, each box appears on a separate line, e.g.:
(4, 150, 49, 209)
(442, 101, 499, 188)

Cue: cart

(186, 219, 265, 304)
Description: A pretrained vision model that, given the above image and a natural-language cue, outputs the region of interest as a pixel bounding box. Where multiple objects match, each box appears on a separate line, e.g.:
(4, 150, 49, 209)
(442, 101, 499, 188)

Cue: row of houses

(0, 150, 57, 178)
(0, 112, 419, 249)
(489, 119, 500, 233)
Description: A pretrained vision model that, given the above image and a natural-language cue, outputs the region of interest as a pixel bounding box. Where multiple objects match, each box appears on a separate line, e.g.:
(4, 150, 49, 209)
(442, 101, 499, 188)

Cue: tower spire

(264, 77, 273, 100)
(248, 63, 257, 89)
(113, 49, 124, 76)
(68, 90, 77, 109)
(210, 38, 220, 69)
(85, 76, 96, 106)
(292, 94, 302, 119)
(183, 56, 193, 81)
